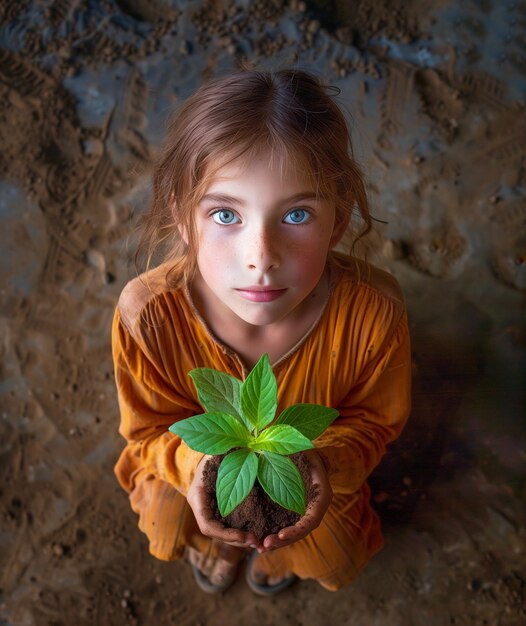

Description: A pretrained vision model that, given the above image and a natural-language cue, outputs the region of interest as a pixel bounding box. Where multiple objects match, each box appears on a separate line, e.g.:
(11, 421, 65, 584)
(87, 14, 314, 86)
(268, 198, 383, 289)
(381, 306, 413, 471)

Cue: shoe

(187, 546, 242, 594)
(245, 550, 298, 596)
(190, 560, 237, 594)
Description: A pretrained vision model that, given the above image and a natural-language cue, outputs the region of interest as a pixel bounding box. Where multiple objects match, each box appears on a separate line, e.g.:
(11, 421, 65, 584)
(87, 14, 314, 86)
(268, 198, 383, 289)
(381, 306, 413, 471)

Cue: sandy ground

(0, 1, 525, 624)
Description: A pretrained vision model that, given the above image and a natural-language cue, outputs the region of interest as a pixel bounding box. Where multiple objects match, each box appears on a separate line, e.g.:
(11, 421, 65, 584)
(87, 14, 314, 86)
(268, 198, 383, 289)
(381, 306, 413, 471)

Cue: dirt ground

(1, 1, 525, 625)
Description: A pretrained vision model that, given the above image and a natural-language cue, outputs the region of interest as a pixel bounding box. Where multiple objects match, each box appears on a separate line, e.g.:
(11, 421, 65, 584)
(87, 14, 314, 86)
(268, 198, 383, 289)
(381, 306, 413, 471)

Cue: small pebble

(86, 249, 106, 273)
(53, 543, 64, 556)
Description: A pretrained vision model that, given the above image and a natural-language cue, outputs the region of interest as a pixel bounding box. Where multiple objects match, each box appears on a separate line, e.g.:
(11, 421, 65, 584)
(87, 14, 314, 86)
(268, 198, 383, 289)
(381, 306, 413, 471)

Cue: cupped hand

(186, 454, 262, 550)
(257, 449, 333, 554)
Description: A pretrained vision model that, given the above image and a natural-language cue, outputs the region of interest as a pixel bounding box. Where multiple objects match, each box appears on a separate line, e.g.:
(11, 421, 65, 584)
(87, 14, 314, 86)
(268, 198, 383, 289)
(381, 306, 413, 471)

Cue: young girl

(112, 69, 411, 595)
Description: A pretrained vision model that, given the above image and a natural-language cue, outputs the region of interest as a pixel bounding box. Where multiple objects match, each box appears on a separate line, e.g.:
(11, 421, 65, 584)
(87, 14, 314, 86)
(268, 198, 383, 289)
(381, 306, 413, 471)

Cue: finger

(262, 525, 304, 550)
(223, 541, 259, 550)
(215, 526, 260, 548)
(197, 518, 260, 548)
(261, 521, 308, 550)
(189, 488, 261, 548)
(261, 501, 328, 550)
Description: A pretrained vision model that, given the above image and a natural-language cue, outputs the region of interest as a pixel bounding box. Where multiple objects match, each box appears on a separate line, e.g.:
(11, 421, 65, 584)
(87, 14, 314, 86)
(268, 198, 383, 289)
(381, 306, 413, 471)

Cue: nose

(245, 224, 281, 273)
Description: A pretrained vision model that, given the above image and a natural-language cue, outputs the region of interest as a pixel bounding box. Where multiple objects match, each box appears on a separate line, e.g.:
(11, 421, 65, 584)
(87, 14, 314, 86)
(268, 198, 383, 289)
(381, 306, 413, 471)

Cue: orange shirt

(112, 251, 411, 586)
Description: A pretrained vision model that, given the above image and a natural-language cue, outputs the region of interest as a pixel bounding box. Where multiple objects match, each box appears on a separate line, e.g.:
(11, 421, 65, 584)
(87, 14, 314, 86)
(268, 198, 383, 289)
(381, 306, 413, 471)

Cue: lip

(235, 286, 288, 302)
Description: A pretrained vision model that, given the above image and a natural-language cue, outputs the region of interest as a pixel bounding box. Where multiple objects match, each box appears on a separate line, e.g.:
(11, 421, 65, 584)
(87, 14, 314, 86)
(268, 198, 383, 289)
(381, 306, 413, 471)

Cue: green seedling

(169, 354, 338, 517)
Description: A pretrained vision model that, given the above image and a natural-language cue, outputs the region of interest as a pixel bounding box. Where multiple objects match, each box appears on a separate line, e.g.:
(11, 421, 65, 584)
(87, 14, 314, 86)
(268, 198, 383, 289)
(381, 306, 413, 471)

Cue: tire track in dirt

(488, 200, 526, 229)
(482, 132, 526, 164)
(0, 49, 55, 98)
(379, 59, 415, 136)
(458, 72, 508, 112)
(487, 199, 526, 290)
(86, 152, 115, 199)
(111, 70, 151, 172)
(457, 73, 526, 165)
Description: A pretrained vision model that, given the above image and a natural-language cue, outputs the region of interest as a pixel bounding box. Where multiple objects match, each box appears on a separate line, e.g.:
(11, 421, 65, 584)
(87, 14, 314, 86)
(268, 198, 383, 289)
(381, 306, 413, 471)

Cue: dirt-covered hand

(257, 449, 333, 553)
(186, 454, 262, 550)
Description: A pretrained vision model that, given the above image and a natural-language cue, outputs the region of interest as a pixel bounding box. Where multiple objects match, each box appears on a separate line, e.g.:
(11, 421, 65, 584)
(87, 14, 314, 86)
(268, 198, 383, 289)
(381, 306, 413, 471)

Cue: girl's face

(191, 149, 344, 329)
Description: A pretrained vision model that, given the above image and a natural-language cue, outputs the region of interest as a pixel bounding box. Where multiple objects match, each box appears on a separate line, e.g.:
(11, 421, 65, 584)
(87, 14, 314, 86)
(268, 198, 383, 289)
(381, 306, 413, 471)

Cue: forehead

(201, 146, 318, 193)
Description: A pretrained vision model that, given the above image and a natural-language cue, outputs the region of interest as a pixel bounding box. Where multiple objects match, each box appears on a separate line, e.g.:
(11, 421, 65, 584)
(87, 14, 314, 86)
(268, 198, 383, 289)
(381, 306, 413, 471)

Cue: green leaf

(216, 449, 258, 517)
(189, 368, 251, 429)
(274, 404, 339, 440)
(241, 353, 277, 432)
(169, 412, 250, 454)
(252, 425, 314, 455)
(257, 451, 305, 516)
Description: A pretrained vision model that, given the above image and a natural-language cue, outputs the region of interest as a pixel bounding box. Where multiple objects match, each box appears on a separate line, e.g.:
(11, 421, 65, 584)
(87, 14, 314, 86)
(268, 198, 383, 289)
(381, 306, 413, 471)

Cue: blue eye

(284, 209, 310, 224)
(212, 209, 239, 224)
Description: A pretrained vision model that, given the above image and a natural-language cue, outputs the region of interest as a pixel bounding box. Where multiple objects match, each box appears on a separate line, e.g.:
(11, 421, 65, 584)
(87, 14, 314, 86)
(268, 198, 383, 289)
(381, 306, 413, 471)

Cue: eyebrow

(199, 192, 319, 205)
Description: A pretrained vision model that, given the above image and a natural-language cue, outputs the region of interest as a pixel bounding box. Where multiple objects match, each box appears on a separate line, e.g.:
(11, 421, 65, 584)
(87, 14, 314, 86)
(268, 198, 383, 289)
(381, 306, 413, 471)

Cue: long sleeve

(112, 307, 204, 497)
(314, 312, 411, 495)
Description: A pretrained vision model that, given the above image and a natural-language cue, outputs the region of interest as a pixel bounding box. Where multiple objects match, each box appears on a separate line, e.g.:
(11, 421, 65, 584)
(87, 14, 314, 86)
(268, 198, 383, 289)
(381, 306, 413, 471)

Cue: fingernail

(250, 544, 258, 549)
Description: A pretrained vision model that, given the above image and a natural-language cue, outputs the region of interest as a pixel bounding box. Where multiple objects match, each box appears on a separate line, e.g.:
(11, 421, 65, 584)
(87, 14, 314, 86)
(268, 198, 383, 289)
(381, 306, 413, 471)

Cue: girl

(112, 69, 411, 595)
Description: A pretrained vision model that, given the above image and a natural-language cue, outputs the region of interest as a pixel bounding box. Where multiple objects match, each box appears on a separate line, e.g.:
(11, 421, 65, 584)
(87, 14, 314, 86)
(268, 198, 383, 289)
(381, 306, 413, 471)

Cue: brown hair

(135, 68, 372, 288)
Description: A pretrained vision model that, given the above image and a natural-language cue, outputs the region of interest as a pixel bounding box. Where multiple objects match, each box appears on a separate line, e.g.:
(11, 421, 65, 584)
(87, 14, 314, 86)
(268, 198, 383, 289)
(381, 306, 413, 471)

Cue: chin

(233, 307, 287, 327)
(236, 314, 281, 327)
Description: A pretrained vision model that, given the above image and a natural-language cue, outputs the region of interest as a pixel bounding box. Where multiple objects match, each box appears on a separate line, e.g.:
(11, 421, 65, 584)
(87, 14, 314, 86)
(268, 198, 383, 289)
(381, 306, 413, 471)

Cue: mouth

(235, 286, 288, 303)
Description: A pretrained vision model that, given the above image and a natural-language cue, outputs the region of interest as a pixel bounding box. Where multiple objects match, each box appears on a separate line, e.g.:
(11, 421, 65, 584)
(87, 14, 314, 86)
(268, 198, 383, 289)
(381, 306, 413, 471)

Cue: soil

(203, 452, 318, 540)
(1, 1, 525, 625)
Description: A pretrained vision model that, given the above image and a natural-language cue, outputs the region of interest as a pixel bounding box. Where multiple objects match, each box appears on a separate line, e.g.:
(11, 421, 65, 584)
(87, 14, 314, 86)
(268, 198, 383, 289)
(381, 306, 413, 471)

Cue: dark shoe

(245, 550, 298, 596)
(187, 546, 243, 594)
(190, 560, 237, 594)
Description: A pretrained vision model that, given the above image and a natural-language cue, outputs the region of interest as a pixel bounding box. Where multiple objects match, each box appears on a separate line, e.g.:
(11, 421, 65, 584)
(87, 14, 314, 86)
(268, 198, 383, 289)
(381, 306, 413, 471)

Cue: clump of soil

(203, 452, 318, 541)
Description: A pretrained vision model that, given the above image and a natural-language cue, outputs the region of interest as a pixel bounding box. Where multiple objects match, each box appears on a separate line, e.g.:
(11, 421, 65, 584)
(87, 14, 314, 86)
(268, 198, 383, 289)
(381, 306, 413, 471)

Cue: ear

(329, 214, 349, 248)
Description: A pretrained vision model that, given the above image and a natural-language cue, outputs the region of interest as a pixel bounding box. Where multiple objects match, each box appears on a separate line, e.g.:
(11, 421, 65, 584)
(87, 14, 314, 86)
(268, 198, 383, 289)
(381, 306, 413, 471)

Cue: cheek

(288, 229, 333, 259)
(196, 231, 235, 273)
(288, 242, 330, 279)
(303, 250, 329, 274)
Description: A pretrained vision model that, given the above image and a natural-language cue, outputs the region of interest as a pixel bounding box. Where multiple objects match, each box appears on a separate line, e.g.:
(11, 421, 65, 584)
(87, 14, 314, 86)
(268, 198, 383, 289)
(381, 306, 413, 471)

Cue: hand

(186, 455, 262, 550)
(257, 449, 333, 554)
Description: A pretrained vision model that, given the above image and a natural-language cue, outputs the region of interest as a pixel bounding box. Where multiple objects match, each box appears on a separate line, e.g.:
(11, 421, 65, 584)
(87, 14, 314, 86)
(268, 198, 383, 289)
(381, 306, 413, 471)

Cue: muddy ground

(0, 1, 525, 625)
